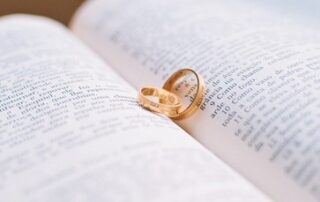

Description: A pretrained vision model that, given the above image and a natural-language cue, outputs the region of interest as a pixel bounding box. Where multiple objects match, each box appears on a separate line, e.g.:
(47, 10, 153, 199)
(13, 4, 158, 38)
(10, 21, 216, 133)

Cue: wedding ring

(138, 86, 182, 117)
(162, 68, 205, 119)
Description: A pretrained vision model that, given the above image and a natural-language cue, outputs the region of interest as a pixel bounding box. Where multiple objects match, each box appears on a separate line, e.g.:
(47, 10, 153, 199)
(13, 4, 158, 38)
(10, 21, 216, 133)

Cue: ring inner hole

(169, 73, 198, 109)
(142, 88, 177, 104)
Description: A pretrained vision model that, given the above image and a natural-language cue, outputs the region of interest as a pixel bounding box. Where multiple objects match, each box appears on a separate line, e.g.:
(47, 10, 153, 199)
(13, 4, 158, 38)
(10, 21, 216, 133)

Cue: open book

(1, 0, 319, 201)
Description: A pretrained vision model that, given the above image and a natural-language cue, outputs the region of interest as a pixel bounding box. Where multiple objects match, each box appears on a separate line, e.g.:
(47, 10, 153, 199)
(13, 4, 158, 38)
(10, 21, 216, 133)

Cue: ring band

(162, 68, 205, 119)
(138, 86, 182, 117)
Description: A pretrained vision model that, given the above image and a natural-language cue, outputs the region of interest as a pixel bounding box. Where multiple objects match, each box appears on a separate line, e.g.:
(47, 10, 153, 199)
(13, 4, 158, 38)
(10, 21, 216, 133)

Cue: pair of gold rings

(138, 68, 205, 119)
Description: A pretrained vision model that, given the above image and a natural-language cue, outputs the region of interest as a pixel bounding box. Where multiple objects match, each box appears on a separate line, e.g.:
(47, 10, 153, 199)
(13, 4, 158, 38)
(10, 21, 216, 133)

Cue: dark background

(0, 0, 85, 25)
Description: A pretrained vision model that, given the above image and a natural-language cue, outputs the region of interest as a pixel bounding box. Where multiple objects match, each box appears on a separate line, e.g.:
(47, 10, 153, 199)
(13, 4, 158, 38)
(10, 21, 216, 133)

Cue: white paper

(72, 0, 320, 201)
(0, 15, 270, 202)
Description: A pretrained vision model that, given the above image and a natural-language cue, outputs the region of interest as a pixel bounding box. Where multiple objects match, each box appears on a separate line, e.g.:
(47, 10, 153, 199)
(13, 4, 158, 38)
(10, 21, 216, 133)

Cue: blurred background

(0, 0, 319, 27)
(0, 0, 84, 25)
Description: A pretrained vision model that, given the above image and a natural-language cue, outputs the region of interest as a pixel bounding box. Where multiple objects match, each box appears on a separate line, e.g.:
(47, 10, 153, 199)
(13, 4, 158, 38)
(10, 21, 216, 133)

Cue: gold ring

(162, 68, 205, 119)
(138, 86, 182, 117)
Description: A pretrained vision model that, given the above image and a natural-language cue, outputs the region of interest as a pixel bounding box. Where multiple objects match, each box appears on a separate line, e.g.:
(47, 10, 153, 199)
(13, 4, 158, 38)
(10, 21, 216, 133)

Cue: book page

(0, 15, 270, 202)
(72, 0, 320, 202)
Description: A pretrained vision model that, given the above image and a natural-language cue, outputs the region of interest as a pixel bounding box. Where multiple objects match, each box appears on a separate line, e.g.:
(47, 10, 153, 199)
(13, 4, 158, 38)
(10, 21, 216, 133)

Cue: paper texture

(0, 15, 270, 202)
(72, 0, 320, 201)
